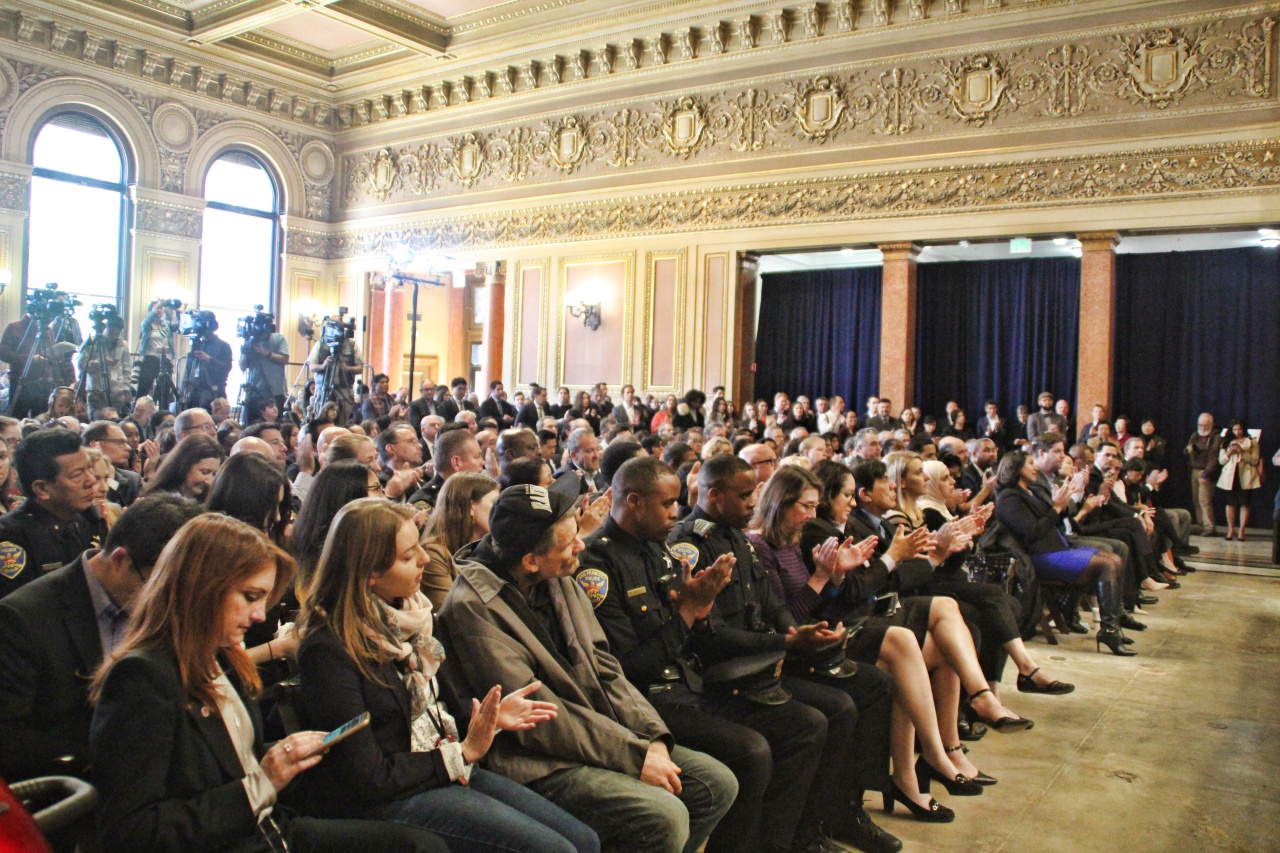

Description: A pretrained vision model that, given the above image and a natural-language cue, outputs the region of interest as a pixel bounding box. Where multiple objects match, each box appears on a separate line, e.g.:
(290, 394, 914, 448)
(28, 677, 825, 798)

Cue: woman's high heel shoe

(882, 779, 955, 823)
(943, 745, 996, 785)
(969, 688, 1034, 732)
(915, 756, 983, 795)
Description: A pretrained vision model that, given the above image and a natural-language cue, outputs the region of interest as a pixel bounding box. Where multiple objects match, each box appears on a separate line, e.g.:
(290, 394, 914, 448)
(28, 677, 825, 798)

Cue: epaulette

(692, 519, 716, 537)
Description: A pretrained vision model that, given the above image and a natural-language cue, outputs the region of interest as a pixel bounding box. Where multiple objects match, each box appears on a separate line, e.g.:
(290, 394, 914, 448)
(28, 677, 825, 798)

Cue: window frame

(24, 109, 133, 317)
(198, 149, 284, 318)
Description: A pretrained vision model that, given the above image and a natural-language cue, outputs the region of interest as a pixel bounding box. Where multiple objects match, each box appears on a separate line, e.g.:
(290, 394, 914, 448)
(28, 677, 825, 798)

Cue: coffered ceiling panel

(263, 11, 379, 54)
(398, 0, 532, 17)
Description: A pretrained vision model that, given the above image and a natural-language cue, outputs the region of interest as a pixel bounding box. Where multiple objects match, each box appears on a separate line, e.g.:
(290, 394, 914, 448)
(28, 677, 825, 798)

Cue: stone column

(483, 262, 506, 385)
(878, 242, 920, 408)
(1075, 231, 1119, 434)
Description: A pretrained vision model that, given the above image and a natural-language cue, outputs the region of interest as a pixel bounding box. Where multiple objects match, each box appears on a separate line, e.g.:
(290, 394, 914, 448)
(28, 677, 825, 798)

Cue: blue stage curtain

(914, 257, 1080, 421)
(754, 267, 882, 409)
(1114, 247, 1280, 521)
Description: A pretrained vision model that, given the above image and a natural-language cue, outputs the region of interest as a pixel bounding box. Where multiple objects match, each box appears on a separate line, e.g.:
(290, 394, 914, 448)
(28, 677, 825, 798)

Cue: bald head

(174, 408, 215, 442)
(315, 426, 349, 467)
(230, 436, 274, 460)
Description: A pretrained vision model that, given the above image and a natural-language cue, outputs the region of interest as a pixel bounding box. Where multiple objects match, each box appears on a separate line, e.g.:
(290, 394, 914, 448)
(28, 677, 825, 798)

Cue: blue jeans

(381, 768, 599, 853)
(527, 746, 738, 853)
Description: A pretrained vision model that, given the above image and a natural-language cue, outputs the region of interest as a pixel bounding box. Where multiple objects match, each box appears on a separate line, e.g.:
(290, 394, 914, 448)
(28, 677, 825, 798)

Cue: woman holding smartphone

(296, 498, 599, 853)
(88, 513, 446, 853)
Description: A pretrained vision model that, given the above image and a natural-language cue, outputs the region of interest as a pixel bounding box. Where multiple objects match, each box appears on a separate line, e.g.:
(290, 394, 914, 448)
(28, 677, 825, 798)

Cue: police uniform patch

(0, 542, 27, 580)
(576, 569, 610, 609)
(669, 542, 700, 569)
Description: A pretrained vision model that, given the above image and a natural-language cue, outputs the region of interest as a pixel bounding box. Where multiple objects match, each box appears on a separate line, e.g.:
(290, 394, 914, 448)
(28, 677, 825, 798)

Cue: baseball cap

(488, 475, 583, 558)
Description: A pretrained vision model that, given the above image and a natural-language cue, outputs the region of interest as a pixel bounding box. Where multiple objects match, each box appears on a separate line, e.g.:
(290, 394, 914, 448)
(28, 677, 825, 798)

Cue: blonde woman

(85, 447, 123, 528)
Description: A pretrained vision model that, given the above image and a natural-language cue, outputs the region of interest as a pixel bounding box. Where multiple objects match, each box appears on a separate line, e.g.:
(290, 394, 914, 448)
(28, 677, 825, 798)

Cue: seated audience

(142, 433, 225, 501)
(89, 513, 448, 853)
(420, 472, 500, 611)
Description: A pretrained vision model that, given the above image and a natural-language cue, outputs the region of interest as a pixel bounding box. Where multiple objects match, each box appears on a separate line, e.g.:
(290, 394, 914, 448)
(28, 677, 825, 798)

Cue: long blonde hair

(297, 498, 415, 686)
(884, 450, 924, 528)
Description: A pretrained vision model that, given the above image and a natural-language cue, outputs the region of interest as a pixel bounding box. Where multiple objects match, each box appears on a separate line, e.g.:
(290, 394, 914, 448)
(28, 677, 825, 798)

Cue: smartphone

(321, 712, 370, 748)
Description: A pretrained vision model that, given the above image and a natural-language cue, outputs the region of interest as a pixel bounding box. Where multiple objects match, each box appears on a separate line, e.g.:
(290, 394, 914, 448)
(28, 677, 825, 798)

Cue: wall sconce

(0, 270, 11, 298)
(565, 289, 602, 331)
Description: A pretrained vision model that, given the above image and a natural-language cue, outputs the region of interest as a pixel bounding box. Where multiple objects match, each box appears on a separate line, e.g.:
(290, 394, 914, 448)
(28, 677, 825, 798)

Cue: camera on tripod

(179, 309, 218, 339)
(88, 303, 122, 336)
(25, 283, 81, 322)
(321, 307, 356, 348)
(236, 305, 276, 342)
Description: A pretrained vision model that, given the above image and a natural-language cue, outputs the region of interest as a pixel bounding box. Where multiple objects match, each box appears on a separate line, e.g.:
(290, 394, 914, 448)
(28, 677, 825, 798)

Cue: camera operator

(236, 307, 289, 424)
(306, 311, 362, 426)
(0, 286, 79, 418)
(132, 298, 179, 399)
(178, 310, 232, 412)
(76, 305, 133, 413)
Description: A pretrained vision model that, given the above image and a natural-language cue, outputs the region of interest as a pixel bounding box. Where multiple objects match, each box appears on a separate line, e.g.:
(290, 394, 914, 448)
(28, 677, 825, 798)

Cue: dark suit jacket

(296, 628, 454, 819)
(846, 508, 934, 594)
(479, 396, 517, 427)
(408, 395, 442, 432)
(0, 555, 102, 780)
(799, 517, 891, 623)
(516, 401, 550, 430)
(553, 460, 608, 494)
(89, 648, 266, 853)
(974, 415, 1009, 450)
(993, 487, 1070, 555)
(111, 469, 142, 507)
(436, 396, 476, 424)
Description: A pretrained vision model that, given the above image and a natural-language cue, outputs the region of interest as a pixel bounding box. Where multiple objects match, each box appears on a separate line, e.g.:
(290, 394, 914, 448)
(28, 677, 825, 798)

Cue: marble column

(1075, 231, 1119, 435)
(878, 242, 920, 409)
(483, 262, 506, 385)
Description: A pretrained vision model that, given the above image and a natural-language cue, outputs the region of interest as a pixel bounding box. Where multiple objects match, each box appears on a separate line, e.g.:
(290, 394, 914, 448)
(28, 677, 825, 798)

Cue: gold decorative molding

(325, 135, 1280, 258)
(700, 251, 730, 392)
(340, 11, 1278, 207)
(642, 248, 687, 392)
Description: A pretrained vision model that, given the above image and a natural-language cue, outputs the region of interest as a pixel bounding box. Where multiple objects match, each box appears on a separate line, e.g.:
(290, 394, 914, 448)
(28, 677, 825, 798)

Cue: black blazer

(799, 516, 891, 623)
(478, 396, 517, 427)
(993, 487, 1070, 555)
(516, 401, 548, 430)
(89, 648, 266, 853)
(436, 397, 476, 425)
(295, 627, 453, 819)
(846, 508, 934, 594)
(0, 555, 102, 780)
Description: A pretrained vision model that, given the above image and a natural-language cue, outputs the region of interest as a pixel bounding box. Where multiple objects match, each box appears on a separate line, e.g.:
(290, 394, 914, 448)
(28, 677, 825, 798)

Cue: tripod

(7, 312, 71, 417)
(151, 353, 178, 412)
(74, 332, 118, 413)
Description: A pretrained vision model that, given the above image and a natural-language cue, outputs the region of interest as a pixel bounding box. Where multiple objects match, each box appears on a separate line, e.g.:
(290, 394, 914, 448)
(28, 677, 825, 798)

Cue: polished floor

(849, 532, 1280, 853)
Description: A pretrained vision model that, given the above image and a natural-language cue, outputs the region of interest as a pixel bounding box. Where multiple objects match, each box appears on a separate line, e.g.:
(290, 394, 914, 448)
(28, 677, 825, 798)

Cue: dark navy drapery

(1114, 247, 1280, 519)
(914, 257, 1081, 420)
(754, 267, 882, 408)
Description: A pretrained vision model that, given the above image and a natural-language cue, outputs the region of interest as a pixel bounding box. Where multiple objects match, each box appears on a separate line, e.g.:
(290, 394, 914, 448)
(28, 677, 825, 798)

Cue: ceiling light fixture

(1262, 238, 1280, 248)
(840, 248, 856, 256)
(958, 240, 970, 247)
(1053, 237, 1070, 246)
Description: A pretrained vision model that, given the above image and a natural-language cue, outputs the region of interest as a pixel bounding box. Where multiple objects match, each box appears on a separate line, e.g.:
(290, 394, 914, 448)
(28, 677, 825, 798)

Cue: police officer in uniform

(578, 456, 832, 853)
(669, 454, 901, 853)
(0, 430, 106, 599)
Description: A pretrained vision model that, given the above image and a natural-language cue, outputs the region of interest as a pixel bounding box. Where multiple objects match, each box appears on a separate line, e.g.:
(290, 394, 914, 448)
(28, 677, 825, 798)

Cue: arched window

(27, 112, 129, 340)
(198, 151, 281, 400)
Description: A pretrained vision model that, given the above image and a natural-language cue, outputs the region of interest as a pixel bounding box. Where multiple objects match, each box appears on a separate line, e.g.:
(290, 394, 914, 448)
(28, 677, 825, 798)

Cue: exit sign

(1010, 237, 1033, 254)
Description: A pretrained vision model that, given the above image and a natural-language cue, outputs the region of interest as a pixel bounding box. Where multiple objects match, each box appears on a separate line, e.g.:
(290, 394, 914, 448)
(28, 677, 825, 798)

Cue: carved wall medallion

(547, 116, 589, 172)
(661, 97, 709, 158)
(944, 55, 1010, 125)
(351, 148, 401, 200)
(152, 102, 197, 152)
(793, 76, 847, 141)
(136, 199, 201, 240)
(450, 133, 487, 186)
(1122, 29, 1199, 107)
(0, 60, 19, 112)
(0, 171, 28, 212)
(300, 140, 336, 185)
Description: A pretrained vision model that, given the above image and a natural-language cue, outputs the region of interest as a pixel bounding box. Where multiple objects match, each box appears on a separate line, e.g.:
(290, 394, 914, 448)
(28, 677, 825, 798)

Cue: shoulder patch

(691, 519, 716, 537)
(576, 569, 610, 609)
(669, 542, 700, 570)
(0, 541, 26, 580)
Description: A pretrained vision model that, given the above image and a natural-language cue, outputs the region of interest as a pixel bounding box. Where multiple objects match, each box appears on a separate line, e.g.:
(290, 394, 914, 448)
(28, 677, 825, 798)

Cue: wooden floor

(841, 532, 1280, 853)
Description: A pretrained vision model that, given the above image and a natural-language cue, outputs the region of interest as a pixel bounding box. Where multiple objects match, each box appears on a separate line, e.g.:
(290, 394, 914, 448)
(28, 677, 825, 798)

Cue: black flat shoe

(882, 781, 955, 823)
(957, 717, 987, 742)
(915, 756, 983, 796)
(1016, 668, 1075, 695)
(970, 688, 1034, 732)
(1137, 593, 1159, 605)
(1120, 614, 1147, 631)
(832, 807, 903, 853)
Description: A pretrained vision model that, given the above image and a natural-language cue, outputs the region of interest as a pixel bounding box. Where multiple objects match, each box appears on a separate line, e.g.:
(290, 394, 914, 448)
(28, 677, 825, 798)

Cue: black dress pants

(656, 688, 825, 853)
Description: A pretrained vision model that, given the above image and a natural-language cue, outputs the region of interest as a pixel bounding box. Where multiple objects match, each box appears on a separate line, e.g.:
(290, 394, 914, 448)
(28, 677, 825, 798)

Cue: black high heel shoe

(969, 688, 1034, 732)
(882, 779, 955, 823)
(915, 755, 983, 795)
(945, 745, 997, 785)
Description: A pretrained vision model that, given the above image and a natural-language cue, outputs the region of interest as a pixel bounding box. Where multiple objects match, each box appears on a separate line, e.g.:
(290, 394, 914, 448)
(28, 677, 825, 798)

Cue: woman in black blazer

(992, 451, 1134, 656)
(88, 513, 446, 853)
(295, 499, 599, 853)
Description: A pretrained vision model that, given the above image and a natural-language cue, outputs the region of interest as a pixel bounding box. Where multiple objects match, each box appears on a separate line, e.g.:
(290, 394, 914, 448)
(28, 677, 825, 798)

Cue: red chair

(0, 777, 97, 853)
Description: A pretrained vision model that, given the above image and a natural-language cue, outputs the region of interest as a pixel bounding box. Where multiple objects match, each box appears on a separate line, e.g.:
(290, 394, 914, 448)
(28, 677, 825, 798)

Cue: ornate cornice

(136, 197, 202, 239)
(339, 11, 1278, 208)
(314, 136, 1280, 258)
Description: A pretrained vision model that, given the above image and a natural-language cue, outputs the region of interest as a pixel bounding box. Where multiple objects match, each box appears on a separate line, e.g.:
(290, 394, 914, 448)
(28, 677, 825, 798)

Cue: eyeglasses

(194, 422, 216, 433)
(795, 501, 820, 511)
(99, 438, 130, 446)
(750, 457, 778, 467)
